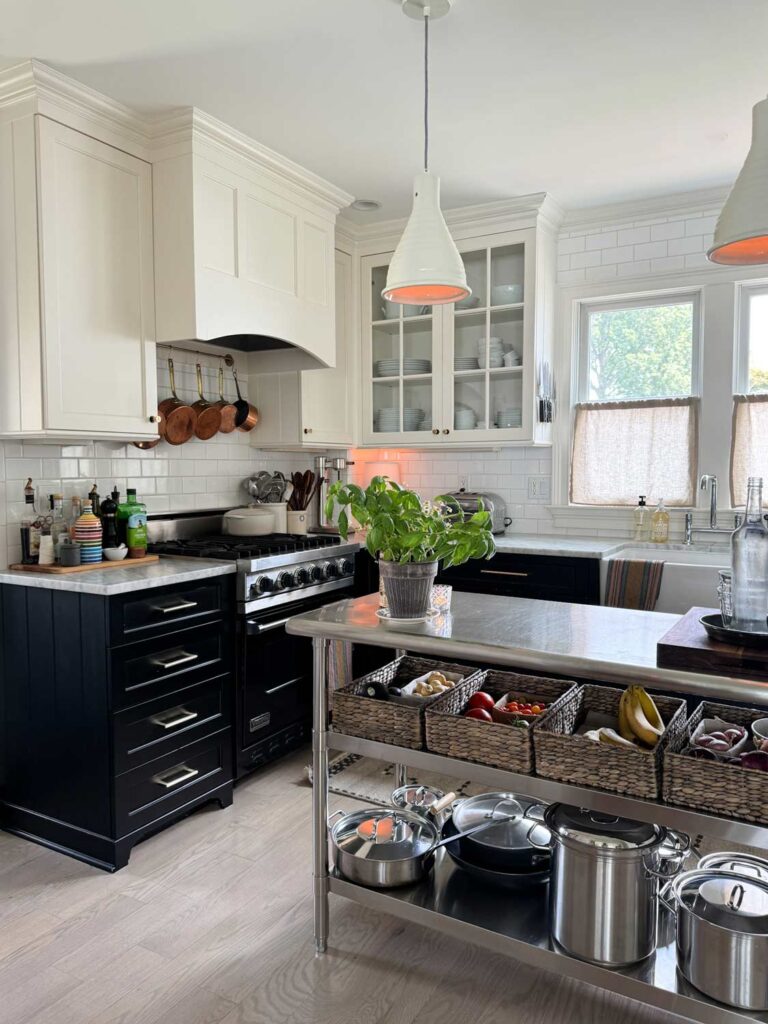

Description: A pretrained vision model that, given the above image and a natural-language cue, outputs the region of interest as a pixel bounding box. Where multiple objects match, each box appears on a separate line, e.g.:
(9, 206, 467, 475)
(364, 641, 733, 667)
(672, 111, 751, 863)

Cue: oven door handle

(265, 676, 303, 696)
(246, 616, 292, 636)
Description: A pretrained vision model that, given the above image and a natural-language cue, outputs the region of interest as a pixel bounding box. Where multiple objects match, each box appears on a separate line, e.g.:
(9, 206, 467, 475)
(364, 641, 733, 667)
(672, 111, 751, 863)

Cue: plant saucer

(376, 607, 439, 625)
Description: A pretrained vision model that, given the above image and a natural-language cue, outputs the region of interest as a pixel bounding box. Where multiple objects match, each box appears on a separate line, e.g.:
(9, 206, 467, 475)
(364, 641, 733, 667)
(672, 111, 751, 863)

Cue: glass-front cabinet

(361, 226, 542, 445)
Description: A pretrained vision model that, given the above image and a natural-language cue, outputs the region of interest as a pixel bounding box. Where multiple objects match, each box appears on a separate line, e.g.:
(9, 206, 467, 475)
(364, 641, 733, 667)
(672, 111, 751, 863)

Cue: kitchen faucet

(700, 474, 718, 529)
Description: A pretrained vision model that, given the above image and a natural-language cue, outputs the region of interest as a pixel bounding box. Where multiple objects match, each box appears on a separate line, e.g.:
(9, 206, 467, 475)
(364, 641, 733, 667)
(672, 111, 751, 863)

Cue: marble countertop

(493, 534, 624, 558)
(287, 591, 763, 706)
(0, 558, 237, 595)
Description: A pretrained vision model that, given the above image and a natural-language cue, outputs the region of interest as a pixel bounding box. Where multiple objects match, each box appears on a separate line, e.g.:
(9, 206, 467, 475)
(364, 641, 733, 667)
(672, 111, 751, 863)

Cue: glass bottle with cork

(117, 488, 148, 558)
(731, 476, 768, 631)
(99, 485, 120, 550)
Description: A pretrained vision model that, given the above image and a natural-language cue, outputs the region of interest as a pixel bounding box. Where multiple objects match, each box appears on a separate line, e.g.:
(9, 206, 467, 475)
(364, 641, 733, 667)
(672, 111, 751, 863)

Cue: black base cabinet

(0, 576, 235, 871)
(437, 551, 600, 604)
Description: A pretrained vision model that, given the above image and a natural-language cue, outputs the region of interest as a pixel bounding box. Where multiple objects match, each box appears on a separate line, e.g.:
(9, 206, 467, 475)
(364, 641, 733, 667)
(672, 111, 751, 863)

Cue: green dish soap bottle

(117, 488, 148, 558)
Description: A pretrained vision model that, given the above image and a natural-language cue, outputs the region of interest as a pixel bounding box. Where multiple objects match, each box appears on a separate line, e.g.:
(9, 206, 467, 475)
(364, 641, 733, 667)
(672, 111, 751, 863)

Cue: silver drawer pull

(480, 569, 529, 578)
(265, 676, 303, 697)
(152, 651, 199, 670)
(152, 764, 199, 789)
(149, 707, 199, 730)
(153, 599, 199, 614)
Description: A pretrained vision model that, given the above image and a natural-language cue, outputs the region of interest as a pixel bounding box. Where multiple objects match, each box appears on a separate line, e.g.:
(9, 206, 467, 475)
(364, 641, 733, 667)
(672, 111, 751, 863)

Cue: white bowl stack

(477, 337, 504, 369)
(454, 408, 478, 430)
(495, 407, 522, 428)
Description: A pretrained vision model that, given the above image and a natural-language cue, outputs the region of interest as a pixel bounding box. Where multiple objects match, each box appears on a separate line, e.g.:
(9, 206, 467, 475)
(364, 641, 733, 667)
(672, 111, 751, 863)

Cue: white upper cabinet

(0, 104, 157, 438)
(247, 249, 357, 449)
(152, 113, 353, 370)
(358, 196, 561, 447)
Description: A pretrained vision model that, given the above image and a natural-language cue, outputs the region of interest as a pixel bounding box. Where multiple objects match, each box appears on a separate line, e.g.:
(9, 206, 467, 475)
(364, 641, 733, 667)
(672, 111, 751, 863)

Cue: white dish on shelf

(491, 284, 523, 305)
(455, 294, 480, 310)
(381, 299, 426, 319)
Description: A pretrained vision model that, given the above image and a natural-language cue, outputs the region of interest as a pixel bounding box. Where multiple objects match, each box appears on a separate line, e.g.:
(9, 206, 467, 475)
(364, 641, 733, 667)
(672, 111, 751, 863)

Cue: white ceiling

(3, 0, 767, 222)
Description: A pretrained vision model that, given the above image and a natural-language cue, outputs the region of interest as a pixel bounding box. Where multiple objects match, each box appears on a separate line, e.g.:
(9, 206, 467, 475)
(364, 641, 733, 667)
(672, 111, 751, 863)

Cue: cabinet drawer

(111, 622, 230, 708)
(115, 729, 231, 837)
(110, 580, 227, 644)
(113, 675, 231, 775)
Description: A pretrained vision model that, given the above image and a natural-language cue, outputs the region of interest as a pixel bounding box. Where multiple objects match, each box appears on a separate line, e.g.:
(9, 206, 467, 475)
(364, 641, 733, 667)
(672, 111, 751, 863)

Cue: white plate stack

(478, 337, 504, 369)
(376, 407, 425, 432)
(375, 358, 431, 378)
(454, 408, 478, 430)
(454, 356, 480, 371)
(495, 407, 522, 428)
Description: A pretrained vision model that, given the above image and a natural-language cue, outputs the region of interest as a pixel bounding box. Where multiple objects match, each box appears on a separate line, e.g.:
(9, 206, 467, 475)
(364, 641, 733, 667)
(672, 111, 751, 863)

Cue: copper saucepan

(192, 363, 222, 440)
(157, 357, 196, 446)
(231, 365, 259, 432)
(214, 365, 238, 434)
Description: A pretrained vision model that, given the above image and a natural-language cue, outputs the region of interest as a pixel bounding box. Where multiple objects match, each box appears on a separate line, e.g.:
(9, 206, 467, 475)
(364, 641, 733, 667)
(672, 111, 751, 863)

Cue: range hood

(152, 109, 353, 371)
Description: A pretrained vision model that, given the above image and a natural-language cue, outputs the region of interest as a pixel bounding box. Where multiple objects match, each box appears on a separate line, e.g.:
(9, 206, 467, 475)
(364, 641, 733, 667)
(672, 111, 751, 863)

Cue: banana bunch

(618, 686, 665, 747)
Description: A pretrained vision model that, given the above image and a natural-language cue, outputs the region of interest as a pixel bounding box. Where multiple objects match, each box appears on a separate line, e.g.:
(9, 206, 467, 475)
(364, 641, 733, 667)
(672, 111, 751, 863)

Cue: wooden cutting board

(8, 554, 160, 575)
(657, 605, 768, 682)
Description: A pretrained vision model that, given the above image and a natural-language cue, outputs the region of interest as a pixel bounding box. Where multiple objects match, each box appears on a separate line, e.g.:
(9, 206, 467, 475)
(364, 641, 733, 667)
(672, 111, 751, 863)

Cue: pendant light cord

(423, 8, 430, 172)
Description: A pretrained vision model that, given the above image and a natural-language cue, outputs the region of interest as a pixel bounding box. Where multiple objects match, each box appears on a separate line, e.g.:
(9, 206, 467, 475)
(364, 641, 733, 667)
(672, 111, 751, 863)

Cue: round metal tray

(700, 613, 768, 649)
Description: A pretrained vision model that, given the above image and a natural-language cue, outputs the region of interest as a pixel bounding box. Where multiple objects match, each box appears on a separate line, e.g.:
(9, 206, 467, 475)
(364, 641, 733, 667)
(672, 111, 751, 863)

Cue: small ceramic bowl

(751, 718, 768, 744)
(103, 546, 128, 561)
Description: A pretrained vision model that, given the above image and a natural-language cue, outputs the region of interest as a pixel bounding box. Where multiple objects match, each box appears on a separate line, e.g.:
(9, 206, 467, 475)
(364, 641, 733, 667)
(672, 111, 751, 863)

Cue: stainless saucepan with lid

(329, 800, 519, 889)
(662, 868, 768, 1009)
(391, 785, 455, 829)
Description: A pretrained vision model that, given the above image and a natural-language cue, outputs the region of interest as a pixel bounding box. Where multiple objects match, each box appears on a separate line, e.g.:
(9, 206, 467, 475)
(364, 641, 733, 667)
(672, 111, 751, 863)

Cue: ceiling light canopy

(382, 0, 469, 306)
(708, 95, 768, 265)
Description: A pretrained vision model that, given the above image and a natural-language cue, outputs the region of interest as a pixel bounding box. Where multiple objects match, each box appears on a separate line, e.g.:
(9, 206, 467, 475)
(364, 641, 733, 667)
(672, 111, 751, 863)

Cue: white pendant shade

(709, 95, 768, 265)
(383, 172, 470, 305)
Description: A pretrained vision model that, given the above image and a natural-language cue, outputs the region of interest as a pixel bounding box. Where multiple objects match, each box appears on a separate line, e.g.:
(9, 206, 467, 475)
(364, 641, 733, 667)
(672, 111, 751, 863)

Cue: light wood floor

(0, 748, 669, 1024)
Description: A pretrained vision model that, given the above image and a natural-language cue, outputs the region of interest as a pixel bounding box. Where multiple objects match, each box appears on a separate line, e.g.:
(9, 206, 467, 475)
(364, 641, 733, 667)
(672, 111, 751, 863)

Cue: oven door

(236, 589, 351, 775)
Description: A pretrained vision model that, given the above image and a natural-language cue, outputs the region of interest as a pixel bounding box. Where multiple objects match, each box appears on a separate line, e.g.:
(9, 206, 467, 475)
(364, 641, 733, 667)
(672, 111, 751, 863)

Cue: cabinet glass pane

(372, 321, 400, 379)
(372, 380, 400, 434)
(489, 306, 524, 368)
(458, 249, 487, 311)
(404, 379, 433, 433)
(454, 373, 487, 431)
(402, 319, 433, 375)
(490, 244, 524, 307)
(453, 310, 485, 371)
(490, 371, 523, 430)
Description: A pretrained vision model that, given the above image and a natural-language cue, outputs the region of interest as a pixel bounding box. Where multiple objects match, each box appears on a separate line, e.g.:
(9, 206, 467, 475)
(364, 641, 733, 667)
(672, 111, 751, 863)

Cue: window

(731, 286, 768, 505)
(571, 294, 700, 506)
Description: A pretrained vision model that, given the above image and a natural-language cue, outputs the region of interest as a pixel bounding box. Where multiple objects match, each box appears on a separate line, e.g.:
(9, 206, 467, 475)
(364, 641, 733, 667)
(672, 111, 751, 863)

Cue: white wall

(0, 353, 321, 568)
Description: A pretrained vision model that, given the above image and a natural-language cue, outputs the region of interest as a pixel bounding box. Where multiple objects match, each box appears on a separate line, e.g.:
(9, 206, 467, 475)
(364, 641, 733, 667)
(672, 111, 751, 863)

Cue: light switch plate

(527, 476, 551, 501)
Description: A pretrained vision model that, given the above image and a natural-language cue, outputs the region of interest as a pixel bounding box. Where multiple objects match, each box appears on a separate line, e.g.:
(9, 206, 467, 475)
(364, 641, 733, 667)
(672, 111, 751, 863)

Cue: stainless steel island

(286, 592, 768, 1024)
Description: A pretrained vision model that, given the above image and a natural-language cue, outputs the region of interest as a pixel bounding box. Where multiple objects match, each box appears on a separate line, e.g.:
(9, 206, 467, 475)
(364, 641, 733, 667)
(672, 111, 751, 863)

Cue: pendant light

(708, 95, 768, 265)
(383, 0, 470, 306)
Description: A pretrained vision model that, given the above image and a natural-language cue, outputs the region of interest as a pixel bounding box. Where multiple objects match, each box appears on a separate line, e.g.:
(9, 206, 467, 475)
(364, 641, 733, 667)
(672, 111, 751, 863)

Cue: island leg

(312, 636, 330, 954)
(394, 647, 408, 790)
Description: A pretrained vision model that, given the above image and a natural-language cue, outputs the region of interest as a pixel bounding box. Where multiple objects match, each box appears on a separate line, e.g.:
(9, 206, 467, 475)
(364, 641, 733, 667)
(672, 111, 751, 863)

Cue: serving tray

(700, 612, 768, 648)
(8, 554, 159, 575)
(657, 606, 768, 682)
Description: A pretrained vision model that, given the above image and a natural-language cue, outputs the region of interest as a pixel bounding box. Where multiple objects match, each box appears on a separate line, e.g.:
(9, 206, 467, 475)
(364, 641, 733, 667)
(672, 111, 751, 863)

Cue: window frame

(736, 281, 768, 395)
(576, 291, 702, 405)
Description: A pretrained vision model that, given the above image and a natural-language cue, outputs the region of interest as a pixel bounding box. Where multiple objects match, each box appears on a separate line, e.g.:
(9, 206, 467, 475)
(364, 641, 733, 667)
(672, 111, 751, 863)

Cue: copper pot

(231, 365, 259, 432)
(191, 363, 222, 440)
(157, 358, 196, 446)
(213, 365, 237, 434)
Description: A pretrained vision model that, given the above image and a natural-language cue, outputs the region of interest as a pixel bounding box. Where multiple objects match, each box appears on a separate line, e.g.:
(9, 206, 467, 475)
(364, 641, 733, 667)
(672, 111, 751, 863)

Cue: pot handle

(429, 791, 456, 816)
(526, 821, 552, 851)
(523, 801, 547, 823)
(658, 878, 677, 914)
(645, 830, 692, 880)
(327, 810, 345, 828)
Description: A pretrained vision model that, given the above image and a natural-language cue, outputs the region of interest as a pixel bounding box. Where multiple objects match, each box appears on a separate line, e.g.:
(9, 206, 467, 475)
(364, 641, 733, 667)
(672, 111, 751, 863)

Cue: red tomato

(467, 692, 495, 712)
(464, 707, 493, 722)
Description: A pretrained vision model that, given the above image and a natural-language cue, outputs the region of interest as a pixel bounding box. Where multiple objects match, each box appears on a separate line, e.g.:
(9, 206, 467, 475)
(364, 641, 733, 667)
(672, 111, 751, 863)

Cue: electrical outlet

(527, 476, 551, 501)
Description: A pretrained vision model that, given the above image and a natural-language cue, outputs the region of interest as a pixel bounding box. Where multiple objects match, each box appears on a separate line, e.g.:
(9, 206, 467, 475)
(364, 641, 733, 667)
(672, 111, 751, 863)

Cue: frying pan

(213, 365, 237, 434)
(191, 363, 222, 440)
(157, 357, 196, 446)
(230, 364, 259, 432)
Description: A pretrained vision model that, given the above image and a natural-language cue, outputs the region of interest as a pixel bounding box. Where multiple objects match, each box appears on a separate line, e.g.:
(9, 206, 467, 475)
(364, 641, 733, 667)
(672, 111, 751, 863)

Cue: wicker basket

(425, 670, 578, 773)
(664, 701, 768, 825)
(332, 656, 482, 750)
(535, 683, 687, 799)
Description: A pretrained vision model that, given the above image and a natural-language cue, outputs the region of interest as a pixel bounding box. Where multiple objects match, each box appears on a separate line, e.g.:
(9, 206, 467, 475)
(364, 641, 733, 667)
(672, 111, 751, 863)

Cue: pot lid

(332, 808, 436, 861)
(452, 793, 548, 851)
(392, 784, 444, 813)
(693, 875, 768, 933)
(698, 851, 768, 881)
(544, 804, 662, 850)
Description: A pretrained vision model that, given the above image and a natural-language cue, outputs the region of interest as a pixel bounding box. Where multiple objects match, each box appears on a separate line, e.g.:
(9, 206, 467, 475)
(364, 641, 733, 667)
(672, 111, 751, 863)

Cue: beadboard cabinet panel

(37, 117, 157, 435)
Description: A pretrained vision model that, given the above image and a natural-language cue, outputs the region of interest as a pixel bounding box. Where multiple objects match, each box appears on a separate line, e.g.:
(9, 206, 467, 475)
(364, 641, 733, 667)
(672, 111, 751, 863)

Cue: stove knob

(340, 558, 354, 576)
(323, 562, 339, 579)
(309, 564, 324, 583)
(255, 575, 275, 594)
(295, 567, 310, 586)
(277, 571, 295, 589)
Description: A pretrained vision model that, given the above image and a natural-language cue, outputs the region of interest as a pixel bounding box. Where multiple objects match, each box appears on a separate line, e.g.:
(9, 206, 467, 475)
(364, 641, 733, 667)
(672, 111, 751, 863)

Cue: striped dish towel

(605, 559, 665, 611)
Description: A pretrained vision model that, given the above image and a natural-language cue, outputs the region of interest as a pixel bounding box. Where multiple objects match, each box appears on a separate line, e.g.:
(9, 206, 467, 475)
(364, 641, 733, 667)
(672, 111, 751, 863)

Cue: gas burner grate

(149, 533, 342, 560)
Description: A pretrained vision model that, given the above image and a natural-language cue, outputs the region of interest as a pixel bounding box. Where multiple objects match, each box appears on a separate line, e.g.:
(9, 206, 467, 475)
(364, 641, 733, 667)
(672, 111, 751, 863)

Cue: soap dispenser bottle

(650, 498, 670, 544)
(633, 495, 648, 541)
